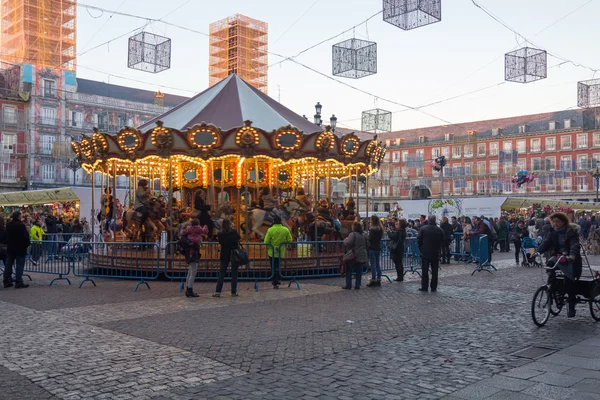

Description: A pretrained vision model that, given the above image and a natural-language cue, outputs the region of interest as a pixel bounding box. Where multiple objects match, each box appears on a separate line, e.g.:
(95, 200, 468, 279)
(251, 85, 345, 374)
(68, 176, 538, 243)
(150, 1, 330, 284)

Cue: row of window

(389, 134, 600, 163)
(38, 108, 134, 129)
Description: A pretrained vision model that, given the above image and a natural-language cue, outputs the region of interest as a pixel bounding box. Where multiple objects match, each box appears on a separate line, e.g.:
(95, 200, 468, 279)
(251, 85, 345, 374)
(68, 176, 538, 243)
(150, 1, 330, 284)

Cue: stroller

(521, 236, 542, 268)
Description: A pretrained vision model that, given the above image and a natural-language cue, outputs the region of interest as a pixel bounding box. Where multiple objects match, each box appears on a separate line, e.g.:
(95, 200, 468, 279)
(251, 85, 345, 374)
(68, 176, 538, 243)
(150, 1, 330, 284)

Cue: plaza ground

(1, 250, 600, 399)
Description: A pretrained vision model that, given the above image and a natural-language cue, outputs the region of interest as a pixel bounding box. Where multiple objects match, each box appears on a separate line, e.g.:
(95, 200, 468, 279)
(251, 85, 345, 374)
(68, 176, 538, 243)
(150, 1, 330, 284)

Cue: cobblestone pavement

(0, 256, 599, 399)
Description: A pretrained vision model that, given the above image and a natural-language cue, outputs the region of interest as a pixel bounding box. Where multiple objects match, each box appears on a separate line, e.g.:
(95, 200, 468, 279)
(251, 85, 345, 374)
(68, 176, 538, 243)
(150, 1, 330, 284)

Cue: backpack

(176, 235, 192, 256)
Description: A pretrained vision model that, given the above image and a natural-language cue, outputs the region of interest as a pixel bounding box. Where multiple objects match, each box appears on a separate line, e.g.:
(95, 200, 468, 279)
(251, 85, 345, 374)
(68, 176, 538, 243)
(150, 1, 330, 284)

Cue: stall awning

(0, 188, 79, 207)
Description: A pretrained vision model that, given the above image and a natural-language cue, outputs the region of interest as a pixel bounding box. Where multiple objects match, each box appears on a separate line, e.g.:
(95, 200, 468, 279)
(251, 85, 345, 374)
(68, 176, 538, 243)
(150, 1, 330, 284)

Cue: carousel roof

(139, 74, 321, 133)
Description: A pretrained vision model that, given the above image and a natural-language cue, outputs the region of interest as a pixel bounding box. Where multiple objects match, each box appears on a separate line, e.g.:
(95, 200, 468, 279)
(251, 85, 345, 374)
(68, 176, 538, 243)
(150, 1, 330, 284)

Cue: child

(182, 219, 209, 249)
(180, 219, 209, 298)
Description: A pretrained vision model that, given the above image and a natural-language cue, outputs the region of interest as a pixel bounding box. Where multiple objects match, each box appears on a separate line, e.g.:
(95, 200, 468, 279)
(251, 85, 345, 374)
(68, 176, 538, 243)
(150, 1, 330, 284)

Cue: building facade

(368, 108, 600, 213)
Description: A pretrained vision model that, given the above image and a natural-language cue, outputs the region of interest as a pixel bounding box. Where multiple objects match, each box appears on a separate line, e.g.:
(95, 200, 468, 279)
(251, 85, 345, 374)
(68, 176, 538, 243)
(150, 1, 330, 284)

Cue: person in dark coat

(0, 216, 7, 271)
(496, 216, 508, 253)
(511, 219, 529, 265)
(537, 212, 582, 318)
(387, 219, 407, 282)
(214, 218, 241, 297)
(471, 216, 493, 262)
(417, 215, 445, 292)
(439, 216, 453, 264)
(4, 211, 30, 289)
(451, 216, 462, 234)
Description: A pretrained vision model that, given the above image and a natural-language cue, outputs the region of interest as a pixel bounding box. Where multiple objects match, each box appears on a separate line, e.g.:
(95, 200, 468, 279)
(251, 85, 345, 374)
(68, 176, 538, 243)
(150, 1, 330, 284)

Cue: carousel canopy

(71, 74, 385, 190)
(139, 74, 321, 133)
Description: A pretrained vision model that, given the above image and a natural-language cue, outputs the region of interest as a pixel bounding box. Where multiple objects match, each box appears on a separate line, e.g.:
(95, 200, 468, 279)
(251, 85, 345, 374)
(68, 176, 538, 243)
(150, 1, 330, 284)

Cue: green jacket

(264, 224, 293, 258)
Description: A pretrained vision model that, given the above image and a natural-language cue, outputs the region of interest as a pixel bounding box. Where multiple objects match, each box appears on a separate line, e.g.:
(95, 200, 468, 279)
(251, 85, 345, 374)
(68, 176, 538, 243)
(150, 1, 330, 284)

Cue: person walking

(4, 211, 30, 289)
(181, 219, 208, 298)
(366, 215, 384, 287)
(214, 218, 242, 297)
(417, 215, 445, 292)
(440, 216, 453, 264)
(387, 219, 407, 282)
(264, 215, 292, 289)
(0, 216, 7, 270)
(511, 219, 529, 265)
(496, 216, 508, 253)
(29, 218, 45, 266)
(342, 221, 369, 289)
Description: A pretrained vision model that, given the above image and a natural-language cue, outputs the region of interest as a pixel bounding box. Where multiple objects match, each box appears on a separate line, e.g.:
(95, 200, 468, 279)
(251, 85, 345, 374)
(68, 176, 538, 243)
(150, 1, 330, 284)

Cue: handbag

(342, 250, 355, 263)
(387, 240, 398, 252)
(231, 243, 250, 266)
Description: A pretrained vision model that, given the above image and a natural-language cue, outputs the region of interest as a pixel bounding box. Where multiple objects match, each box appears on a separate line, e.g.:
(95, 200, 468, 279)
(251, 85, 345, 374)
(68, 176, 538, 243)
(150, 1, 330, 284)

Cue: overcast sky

(76, 0, 599, 132)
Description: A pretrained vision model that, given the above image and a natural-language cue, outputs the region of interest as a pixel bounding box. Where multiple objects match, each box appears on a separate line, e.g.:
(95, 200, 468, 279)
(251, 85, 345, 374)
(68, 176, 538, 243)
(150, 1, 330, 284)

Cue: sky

(75, 0, 600, 132)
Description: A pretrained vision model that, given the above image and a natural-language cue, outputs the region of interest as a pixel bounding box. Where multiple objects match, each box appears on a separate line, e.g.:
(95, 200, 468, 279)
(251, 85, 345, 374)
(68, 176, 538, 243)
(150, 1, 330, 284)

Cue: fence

(164, 242, 275, 291)
(380, 237, 422, 280)
(471, 234, 497, 275)
(279, 241, 346, 288)
(72, 241, 161, 291)
(451, 232, 471, 262)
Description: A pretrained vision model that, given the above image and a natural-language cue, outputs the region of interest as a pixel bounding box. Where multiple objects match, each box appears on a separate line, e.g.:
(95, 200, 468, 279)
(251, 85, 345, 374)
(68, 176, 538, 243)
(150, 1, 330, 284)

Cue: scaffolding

(0, 0, 76, 71)
(209, 14, 268, 94)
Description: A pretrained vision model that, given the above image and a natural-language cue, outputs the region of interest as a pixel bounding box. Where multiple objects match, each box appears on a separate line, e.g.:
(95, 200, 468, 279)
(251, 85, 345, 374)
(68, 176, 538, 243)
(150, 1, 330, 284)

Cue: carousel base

(86, 242, 346, 278)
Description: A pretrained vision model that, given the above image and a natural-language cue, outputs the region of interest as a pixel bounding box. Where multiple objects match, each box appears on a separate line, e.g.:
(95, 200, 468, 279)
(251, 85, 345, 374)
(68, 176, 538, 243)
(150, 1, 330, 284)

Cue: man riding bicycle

(536, 212, 582, 318)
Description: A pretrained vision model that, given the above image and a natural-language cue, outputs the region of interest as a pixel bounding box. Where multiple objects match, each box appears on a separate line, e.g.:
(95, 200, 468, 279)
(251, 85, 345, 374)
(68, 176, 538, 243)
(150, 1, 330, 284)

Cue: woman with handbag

(342, 222, 369, 290)
(214, 218, 242, 297)
(387, 219, 407, 282)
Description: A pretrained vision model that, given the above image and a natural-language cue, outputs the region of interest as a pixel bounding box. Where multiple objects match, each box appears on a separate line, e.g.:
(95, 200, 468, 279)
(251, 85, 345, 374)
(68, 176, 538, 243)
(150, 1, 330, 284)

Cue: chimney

(154, 89, 165, 107)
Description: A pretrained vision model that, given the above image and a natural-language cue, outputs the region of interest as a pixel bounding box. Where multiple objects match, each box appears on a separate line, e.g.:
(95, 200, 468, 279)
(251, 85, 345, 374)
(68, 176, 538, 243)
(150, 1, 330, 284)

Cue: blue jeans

(369, 250, 381, 280)
(345, 262, 364, 289)
(3, 254, 25, 284)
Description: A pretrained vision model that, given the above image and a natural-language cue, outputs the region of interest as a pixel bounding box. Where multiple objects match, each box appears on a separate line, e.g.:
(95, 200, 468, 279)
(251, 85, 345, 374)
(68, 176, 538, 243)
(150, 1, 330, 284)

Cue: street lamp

(314, 102, 323, 126)
(590, 167, 600, 203)
(68, 157, 80, 186)
(330, 114, 337, 132)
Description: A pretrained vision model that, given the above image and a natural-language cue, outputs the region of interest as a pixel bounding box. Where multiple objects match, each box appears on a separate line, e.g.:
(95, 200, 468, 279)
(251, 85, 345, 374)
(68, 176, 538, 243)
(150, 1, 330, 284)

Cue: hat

(273, 215, 282, 224)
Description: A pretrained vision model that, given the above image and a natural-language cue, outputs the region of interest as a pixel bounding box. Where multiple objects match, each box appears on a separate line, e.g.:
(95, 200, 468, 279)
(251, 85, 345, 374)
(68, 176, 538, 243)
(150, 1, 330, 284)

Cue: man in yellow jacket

(29, 218, 45, 265)
(264, 215, 292, 289)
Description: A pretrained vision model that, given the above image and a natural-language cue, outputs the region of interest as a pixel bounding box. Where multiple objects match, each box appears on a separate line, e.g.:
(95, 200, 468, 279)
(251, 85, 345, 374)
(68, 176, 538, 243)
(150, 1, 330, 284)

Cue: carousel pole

(112, 161, 117, 241)
(245, 159, 251, 241)
(128, 164, 132, 209)
(91, 166, 96, 240)
(326, 162, 331, 203)
(365, 166, 370, 225)
(133, 165, 138, 207)
(210, 160, 216, 207)
(355, 167, 360, 221)
(291, 164, 296, 197)
(167, 158, 173, 243)
(254, 158, 260, 201)
(220, 159, 225, 204)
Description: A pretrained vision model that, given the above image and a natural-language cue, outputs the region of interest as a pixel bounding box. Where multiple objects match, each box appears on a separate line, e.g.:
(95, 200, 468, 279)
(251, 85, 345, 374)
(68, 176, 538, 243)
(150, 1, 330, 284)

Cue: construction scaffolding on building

(209, 14, 268, 94)
(0, 0, 76, 71)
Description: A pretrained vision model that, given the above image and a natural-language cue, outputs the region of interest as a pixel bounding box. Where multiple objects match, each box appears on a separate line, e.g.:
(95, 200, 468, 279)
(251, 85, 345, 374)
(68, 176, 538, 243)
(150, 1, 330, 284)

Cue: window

(576, 176, 588, 192)
(490, 161, 498, 174)
(489, 142, 498, 156)
(464, 145, 473, 158)
(401, 151, 408, 162)
(392, 151, 400, 163)
(561, 135, 572, 150)
(562, 177, 572, 192)
(401, 167, 408, 178)
(415, 149, 424, 160)
(94, 113, 108, 130)
(594, 153, 600, 168)
(1, 134, 16, 153)
(41, 107, 56, 125)
(441, 147, 450, 158)
(577, 154, 589, 170)
(519, 125, 528, 133)
(531, 158, 541, 171)
(546, 175, 556, 191)
(504, 164, 513, 175)
(41, 163, 56, 182)
(444, 133, 453, 141)
(561, 155, 573, 171)
(517, 159, 526, 171)
(545, 157, 556, 171)
(466, 181, 473, 194)
(42, 79, 56, 98)
(2, 162, 16, 182)
(594, 133, 600, 147)
(577, 133, 588, 149)
(432, 148, 440, 158)
(452, 146, 461, 159)
(2, 106, 17, 126)
(516, 140, 526, 154)
(41, 135, 55, 155)
(530, 138, 541, 152)
(465, 163, 473, 176)
(503, 141, 513, 153)
(549, 121, 558, 131)
(69, 111, 83, 127)
(545, 137, 556, 151)
(477, 143, 486, 156)
(384, 203, 391, 212)
(477, 181, 487, 193)
(477, 161, 486, 175)
(564, 119, 573, 129)
(418, 136, 426, 144)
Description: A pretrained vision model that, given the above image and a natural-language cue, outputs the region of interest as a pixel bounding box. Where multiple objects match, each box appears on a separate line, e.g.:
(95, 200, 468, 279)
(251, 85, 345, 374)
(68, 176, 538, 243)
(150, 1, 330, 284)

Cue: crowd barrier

(471, 234, 497, 275)
(278, 241, 347, 288)
(164, 242, 275, 292)
(451, 232, 471, 262)
(72, 241, 161, 291)
(380, 238, 422, 280)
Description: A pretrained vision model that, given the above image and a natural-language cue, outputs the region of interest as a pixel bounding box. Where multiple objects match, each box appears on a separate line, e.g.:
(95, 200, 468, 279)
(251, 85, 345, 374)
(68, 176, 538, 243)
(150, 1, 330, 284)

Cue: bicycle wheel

(589, 289, 600, 322)
(532, 286, 551, 327)
(550, 291, 564, 316)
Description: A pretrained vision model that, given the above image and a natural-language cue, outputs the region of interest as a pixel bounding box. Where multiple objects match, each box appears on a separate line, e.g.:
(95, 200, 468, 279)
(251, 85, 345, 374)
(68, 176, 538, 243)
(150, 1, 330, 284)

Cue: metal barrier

(471, 235, 497, 275)
(23, 240, 74, 285)
(164, 242, 275, 292)
(380, 238, 422, 278)
(279, 241, 346, 288)
(72, 241, 161, 291)
(450, 232, 470, 262)
(469, 234, 481, 264)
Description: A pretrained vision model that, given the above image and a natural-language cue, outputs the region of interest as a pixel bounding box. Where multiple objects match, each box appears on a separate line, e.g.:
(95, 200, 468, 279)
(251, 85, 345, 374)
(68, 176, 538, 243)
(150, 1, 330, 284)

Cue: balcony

(0, 143, 28, 156)
(0, 110, 27, 131)
(36, 116, 59, 127)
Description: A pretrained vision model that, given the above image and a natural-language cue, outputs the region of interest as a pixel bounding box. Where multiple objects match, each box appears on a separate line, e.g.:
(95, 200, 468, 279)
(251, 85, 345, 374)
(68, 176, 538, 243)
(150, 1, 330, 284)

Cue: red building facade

(368, 108, 600, 213)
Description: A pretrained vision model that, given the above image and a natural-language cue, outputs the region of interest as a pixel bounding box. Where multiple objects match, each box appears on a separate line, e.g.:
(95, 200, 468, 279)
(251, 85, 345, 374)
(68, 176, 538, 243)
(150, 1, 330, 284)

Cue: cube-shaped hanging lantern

(361, 109, 392, 132)
(504, 47, 547, 83)
(578, 79, 600, 108)
(332, 38, 377, 79)
(128, 32, 172, 73)
(383, 0, 442, 31)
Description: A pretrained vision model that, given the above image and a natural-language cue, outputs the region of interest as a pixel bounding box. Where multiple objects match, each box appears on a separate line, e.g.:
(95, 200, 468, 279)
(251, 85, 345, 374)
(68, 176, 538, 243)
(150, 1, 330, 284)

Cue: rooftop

(76, 78, 189, 108)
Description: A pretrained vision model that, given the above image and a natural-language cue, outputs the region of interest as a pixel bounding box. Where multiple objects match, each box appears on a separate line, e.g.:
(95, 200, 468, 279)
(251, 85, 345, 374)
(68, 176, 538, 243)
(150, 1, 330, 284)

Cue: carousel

(71, 74, 385, 274)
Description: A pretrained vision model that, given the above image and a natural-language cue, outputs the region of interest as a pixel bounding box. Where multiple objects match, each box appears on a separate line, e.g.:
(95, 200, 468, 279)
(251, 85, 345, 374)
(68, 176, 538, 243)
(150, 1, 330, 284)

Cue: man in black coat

(417, 215, 445, 292)
(4, 211, 30, 289)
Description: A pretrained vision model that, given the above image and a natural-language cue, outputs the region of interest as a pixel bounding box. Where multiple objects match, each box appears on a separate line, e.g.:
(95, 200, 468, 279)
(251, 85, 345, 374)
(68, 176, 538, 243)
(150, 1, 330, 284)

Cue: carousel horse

(211, 202, 236, 235)
(248, 198, 304, 239)
(123, 198, 164, 242)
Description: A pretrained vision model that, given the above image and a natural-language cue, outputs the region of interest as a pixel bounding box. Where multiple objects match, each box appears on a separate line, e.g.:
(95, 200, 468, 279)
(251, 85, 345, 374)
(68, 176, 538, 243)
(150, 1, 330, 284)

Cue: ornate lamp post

(68, 157, 80, 186)
(590, 166, 600, 203)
